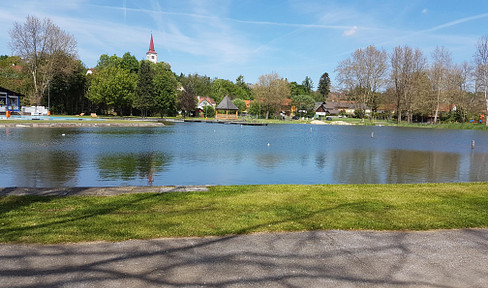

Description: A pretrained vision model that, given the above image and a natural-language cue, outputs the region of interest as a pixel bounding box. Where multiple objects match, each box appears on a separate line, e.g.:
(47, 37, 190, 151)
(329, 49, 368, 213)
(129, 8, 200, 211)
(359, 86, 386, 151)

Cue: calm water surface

(1, 123, 487, 187)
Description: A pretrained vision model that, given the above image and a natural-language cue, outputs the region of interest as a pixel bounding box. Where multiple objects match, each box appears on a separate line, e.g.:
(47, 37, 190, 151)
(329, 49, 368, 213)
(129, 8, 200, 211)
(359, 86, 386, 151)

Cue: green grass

(1, 183, 488, 243)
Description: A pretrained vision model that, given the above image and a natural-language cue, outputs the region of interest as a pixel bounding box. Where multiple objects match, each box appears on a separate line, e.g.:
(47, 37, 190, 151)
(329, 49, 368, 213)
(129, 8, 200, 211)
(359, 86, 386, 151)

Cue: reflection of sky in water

(0, 124, 488, 187)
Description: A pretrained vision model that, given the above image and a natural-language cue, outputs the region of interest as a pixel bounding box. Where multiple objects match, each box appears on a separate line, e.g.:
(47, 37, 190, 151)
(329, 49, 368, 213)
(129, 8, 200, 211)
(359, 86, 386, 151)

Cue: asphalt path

(1, 229, 487, 287)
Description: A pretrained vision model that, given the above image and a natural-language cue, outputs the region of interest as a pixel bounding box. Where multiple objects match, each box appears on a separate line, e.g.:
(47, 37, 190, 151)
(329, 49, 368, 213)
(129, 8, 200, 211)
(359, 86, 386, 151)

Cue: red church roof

(148, 34, 157, 54)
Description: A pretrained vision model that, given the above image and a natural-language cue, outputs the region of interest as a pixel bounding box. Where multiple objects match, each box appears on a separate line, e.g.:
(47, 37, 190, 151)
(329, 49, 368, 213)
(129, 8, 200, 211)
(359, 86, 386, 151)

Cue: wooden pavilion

(215, 95, 238, 120)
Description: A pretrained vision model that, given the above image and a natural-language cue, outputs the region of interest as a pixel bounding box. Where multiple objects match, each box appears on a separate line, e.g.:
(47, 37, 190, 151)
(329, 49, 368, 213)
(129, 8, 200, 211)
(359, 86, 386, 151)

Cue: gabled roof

(198, 96, 216, 105)
(216, 95, 238, 110)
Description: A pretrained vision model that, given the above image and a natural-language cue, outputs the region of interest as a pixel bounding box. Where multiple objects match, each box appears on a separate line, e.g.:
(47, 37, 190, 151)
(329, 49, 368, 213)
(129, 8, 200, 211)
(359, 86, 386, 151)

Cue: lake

(1, 123, 487, 187)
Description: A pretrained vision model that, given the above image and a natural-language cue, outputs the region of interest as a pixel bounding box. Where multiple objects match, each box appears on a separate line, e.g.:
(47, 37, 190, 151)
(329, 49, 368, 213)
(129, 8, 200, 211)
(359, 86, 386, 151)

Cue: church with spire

(146, 33, 157, 64)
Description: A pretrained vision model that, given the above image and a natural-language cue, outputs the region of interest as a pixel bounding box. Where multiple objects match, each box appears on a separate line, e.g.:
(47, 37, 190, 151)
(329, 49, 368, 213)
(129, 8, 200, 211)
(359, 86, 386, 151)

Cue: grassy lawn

(1, 183, 487, 244)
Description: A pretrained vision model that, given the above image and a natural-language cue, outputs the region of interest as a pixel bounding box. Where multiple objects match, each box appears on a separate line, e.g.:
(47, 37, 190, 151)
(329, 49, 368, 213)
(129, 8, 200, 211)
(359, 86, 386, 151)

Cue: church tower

(146, 33, 157, 63)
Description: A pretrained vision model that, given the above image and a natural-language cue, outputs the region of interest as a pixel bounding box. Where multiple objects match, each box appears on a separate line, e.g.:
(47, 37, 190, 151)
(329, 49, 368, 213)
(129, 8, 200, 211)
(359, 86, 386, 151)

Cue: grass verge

(1, 183, 487, 244)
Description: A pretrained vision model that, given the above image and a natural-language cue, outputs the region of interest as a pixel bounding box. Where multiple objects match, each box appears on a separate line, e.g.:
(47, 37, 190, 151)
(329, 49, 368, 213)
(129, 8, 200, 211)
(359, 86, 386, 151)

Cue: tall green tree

(153, 63, 178, 117)
(302, 76, 314, 94)
(210, 79, 234, 104)
(121, 52, 140, 74)
(317, 72, 331, 101)
(134, 60, 154, 117)
(235, 75, 252, 99)
(47, 59, 87, 115)
(178, 73, 212, 97)
(86, 66, 136, 115)
(289, 82, 307, 97)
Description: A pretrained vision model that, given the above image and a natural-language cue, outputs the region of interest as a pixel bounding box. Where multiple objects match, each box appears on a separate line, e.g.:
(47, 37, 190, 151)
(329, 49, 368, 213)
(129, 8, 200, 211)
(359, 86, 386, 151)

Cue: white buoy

(267, 143, 270, 147)
(61, 133, 65, 137)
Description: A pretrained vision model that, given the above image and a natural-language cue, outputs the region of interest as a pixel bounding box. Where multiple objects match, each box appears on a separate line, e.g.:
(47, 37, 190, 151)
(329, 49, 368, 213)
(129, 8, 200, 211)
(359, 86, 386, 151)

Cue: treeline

(3, 16, 487, 123)
(335, 41, 488, 124)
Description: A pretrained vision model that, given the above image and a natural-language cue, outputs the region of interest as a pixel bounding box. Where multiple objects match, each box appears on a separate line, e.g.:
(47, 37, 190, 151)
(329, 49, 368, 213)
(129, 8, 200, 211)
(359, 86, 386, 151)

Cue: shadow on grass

(1, 188, 488, 286)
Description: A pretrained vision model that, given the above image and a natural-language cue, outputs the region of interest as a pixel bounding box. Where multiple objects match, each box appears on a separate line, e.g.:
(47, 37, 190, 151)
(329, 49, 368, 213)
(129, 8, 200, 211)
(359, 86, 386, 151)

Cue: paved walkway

(1, 229, 487, 287)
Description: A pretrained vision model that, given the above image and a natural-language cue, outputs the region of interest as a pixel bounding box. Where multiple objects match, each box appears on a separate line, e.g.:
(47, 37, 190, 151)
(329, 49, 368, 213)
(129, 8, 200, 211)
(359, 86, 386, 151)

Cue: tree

(178, 73, 212, 97)
(0, 56, 24, 93)
(153, 63, 178, 117)
(317, 72, 331, 101)
(179, 83, 196, 117)
(289, 82, 307, 97)
(335, 45, 388, 121)
(474, 35, 488, 125)
(121, 52, 140, 74)
(429, 46, 452, 124)
(390, 45, 427, 123)
(252, 72, 291, 119)
(86, 66, 136, 115)
(47, 59, 87, 115)
(291, 94, 316, 118)
(235, 75, 252, 99)
(9, 15, 77, 105)
(134, 61, 154, 117)
(233, 98, 247, 115)
(210, 79, 234, 104)
(302, 76, 314, 94)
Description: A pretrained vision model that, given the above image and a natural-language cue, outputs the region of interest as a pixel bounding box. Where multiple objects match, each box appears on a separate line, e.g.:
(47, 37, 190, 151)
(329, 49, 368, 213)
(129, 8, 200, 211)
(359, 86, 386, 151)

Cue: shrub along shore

(0, 183, 487, 244)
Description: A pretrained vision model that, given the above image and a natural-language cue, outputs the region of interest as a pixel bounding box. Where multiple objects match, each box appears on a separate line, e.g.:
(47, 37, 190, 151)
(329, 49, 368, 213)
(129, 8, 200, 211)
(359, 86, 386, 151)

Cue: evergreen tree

(134, 60, 154, 117)
(318, 72, 331, 101)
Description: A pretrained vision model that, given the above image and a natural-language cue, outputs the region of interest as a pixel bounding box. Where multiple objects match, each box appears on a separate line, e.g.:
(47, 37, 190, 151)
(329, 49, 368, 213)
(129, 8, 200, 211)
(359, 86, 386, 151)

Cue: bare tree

(335, 45, 388, 121)
(9, 15, 77, 105)
(390, 46, 427, 123)
(429, 46, 452, 124)
(252, 72, 290, 119)
(474, 35, 488, 125)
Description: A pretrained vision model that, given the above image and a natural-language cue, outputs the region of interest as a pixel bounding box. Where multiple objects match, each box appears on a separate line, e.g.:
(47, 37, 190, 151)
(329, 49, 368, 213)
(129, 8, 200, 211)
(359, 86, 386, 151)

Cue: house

(215, 95, 238, 120)
(314, 102, 340, 118)
(0, 86, 23, 113)
(196, 96, 216, 117)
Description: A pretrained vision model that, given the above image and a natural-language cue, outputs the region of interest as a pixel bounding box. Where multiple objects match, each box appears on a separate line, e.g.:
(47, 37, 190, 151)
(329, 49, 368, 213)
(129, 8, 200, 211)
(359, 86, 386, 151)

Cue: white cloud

(343, 26, 358, 36)
(422, 9, 428, 14)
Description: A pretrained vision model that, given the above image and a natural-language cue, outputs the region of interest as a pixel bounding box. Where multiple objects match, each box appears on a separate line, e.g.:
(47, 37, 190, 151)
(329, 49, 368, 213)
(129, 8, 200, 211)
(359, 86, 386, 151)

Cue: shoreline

(0, 120, 165, 128)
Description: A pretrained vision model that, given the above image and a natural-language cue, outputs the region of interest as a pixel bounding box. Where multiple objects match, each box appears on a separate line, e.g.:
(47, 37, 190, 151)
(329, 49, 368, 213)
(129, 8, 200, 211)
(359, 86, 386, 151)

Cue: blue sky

(1, 0, 487, 87)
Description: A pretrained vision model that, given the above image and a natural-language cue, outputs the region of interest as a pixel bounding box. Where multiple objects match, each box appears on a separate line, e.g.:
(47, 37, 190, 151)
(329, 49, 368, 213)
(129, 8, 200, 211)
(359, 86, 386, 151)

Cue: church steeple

(146, 33, 157, 63)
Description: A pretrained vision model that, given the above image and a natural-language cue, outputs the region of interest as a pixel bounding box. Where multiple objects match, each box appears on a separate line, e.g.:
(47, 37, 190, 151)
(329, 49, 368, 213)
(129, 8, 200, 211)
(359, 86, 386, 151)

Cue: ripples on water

(0, 123, 487, 187)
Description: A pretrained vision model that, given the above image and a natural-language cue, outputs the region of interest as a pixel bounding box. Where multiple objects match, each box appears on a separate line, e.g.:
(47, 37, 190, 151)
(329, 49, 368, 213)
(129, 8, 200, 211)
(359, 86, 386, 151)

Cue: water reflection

(333, 150, 381, 184)
(469, 153, 488, 182)
(96, 152, 171, 185)
(384, 150, 460, 183)
(1, 124, 488, 187)
(13, 151, 79, 187)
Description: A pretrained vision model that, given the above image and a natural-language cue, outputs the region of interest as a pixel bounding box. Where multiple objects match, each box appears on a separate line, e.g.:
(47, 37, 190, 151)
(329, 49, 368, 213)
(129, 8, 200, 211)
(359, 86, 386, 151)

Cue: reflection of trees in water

(384, 150, 460, 183)
(14, 151, 80, 187)
(97, 152, 171, 183)
(332, 150, 380, 184)
(315, 153, 327, 170)
(254, 154, 284, 169)
(469, 153, 488, 182)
